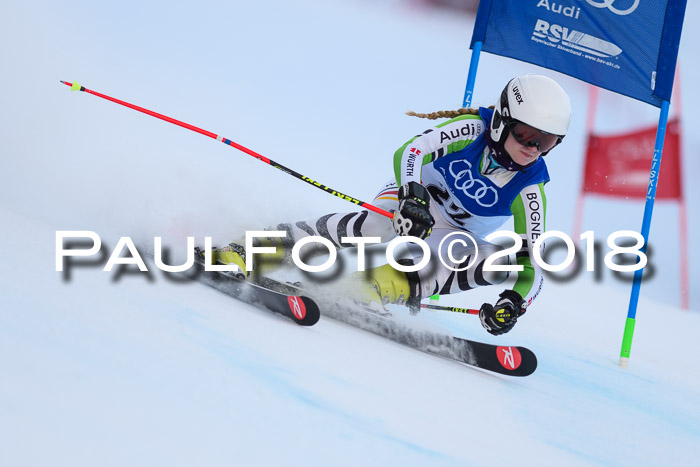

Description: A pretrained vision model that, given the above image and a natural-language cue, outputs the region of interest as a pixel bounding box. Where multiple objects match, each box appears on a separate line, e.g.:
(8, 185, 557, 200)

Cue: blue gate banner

(471, 0, 687, 107)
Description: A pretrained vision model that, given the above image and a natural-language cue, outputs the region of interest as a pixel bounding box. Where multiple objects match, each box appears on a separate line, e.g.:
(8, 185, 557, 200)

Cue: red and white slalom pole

(60, 80, 395, 220)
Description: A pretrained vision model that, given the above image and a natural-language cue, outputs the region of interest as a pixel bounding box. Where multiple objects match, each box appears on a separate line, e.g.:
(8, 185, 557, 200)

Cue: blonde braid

(405, 105, 494, 120)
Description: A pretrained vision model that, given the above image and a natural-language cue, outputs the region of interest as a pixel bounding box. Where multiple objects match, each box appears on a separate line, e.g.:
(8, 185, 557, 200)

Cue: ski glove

(393, 182, 435, 240)
(479, 290, 526, 336)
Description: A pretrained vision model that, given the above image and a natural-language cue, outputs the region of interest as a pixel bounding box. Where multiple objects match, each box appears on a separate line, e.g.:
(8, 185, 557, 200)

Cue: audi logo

(448, 160, 499, 208)
(586, 0, 640, 16)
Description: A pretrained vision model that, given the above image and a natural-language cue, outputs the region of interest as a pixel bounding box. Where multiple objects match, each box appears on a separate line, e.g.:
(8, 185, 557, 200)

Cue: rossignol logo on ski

(287, 296, 307, 320)
(496, 346, 522, 370)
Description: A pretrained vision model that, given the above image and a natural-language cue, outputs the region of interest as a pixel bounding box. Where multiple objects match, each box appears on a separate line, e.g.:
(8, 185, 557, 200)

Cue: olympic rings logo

(586, 0, 639, 16)
(448, 160, 498, 208)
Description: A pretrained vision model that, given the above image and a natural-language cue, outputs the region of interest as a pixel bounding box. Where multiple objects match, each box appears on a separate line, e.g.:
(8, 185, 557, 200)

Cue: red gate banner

(583, 119, 682, 200)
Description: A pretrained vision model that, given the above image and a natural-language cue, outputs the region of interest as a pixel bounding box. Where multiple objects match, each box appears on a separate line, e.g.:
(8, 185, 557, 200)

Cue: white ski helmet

(490, 74, 571, 153)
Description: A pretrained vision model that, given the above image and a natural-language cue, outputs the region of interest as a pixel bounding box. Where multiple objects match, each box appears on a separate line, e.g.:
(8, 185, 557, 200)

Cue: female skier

(211, 74, 571, 335)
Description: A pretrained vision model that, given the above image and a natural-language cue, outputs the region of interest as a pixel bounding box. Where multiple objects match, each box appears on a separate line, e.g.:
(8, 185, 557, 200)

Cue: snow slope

(3, 204, 700, 466)
(1, 0, 699, 465)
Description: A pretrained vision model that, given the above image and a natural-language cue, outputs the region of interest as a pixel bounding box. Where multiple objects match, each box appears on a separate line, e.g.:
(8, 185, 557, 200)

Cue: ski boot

(210, 243, 248, 280)
(350, 263, 422, 315)
(205, 234, 289, 280)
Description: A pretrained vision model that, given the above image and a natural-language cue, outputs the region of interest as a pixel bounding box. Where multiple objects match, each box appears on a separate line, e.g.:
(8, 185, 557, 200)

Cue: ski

(190, 250, 320, 326)
(451, 337, 537, 377)
(252, 277, 537, 376)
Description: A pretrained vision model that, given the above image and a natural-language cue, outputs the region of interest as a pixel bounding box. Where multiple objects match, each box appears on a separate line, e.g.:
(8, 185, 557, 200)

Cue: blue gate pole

(619, 99, 671, 367)
(428, 40, 484, 306)
(431, 40, 484, 306)
(462, 41, 482, 108)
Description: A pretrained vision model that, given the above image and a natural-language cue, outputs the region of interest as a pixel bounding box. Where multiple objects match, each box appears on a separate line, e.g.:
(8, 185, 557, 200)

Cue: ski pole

(60, 80, 395, 220)
(421, 303, 479, 315)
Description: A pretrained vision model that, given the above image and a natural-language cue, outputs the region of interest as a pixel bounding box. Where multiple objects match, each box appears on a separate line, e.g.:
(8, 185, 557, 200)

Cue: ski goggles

(510, 121, 562, 152)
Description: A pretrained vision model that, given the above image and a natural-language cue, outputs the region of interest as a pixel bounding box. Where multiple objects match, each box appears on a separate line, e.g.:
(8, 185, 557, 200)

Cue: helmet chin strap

(485, 128, 538, 172)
